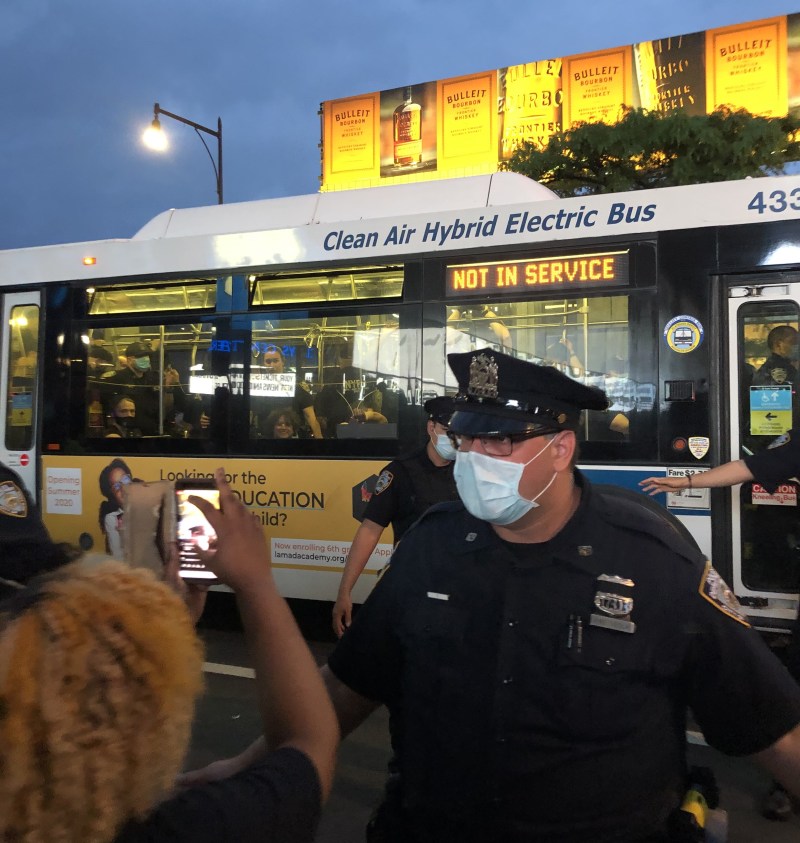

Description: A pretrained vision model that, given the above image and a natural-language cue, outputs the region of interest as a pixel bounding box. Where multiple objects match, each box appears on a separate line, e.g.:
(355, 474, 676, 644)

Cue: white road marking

(203, 661, 255, 679)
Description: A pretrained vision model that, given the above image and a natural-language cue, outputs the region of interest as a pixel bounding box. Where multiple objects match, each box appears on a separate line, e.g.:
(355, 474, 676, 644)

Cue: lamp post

(142, 102, 223, 204)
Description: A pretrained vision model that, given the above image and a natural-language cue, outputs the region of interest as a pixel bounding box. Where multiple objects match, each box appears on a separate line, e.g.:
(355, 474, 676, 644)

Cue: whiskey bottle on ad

(393, 87, 422, 166)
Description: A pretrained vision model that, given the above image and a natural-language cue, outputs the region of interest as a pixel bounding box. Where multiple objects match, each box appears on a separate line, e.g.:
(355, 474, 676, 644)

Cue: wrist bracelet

(687, 474, 693, 489)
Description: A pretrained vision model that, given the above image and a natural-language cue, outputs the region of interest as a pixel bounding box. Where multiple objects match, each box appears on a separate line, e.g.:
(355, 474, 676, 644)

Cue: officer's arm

(332, 519, 385, 635)
(750, 721, 800, 798)
(321, 664, 380, 738)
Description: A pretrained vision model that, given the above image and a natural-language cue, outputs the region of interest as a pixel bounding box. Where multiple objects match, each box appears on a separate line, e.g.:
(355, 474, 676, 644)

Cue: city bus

(1, 171, 799, 629)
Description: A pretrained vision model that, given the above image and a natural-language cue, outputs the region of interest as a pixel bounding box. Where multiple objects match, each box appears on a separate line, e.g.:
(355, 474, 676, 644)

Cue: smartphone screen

(176, 485, 220, 580)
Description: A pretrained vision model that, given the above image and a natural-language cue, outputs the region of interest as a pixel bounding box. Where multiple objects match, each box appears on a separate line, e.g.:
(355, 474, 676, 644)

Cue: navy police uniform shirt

(362, 446, 458, 544)
(328, 472, 800, 843)
(744, 427, 800, 494)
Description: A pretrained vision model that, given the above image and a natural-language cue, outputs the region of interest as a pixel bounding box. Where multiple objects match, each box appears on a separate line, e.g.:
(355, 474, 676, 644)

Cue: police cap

(447, 347, 608, 435)
(423, 395, 454, 426)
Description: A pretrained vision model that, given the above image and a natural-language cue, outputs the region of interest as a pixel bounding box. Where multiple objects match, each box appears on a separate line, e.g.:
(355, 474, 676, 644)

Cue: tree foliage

(503, 107, 800, 197)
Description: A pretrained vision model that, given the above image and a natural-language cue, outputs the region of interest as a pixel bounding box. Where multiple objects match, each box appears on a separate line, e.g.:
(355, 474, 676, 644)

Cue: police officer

(332, 396, 458, 637)
(321, 349, 800, 842)
(752, 325, 799, 388)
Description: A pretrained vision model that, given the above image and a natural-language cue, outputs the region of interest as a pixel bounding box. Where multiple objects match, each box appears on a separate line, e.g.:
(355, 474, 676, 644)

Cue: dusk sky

(2, 0, 798, 250)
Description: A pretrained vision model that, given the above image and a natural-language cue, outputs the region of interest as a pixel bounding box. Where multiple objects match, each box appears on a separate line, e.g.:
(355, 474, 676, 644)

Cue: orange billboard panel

(322, 93, 381, 187)
(563, 46, 635, 128)
(436, 71, 498, 169)
(706, 16, 787, 116)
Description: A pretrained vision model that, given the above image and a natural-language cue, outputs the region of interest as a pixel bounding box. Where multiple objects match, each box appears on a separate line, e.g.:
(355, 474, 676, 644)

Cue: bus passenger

(331, 396, 458, 637)
(752, 325, 799, 388)
(448, 306, 512, 352)
(105, 342, 162, 435)
(105, 394, 142, 438)
(0, 469, 337, 843)
(266, 408, 301, 439)
(106, 342, 186, 436)
(87, 329, 116, 374)
(251, 346, 322, 439)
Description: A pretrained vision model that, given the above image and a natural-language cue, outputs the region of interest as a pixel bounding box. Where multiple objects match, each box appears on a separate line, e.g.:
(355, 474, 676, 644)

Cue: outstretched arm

(191, 469, 339, 799)
(332, 519, 385, 637)
(640, 460, 754, 496)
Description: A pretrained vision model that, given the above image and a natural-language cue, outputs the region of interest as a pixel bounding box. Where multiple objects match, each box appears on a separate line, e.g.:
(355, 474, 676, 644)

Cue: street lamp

(142, 102, 223, 204)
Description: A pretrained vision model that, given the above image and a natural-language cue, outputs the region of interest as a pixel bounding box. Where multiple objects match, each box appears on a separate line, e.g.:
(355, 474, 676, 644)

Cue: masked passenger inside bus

(104, 394, 142, 439)
(102, 341, 187, 437)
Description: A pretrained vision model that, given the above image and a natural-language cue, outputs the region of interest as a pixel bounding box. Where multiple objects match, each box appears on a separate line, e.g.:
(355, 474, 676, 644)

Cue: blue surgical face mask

(453, 437, 557, 525)
(432, 431, 458, 461)
(133, 356, 151, 372)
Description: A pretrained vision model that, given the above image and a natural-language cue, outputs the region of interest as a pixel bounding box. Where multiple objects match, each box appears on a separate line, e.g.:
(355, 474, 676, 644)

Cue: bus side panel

(41, 454, 391, 603)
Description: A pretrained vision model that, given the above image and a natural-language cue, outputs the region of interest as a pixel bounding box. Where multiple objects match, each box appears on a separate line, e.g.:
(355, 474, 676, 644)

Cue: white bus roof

(132, 173, 558, 240)
(0, 174, 799, 287)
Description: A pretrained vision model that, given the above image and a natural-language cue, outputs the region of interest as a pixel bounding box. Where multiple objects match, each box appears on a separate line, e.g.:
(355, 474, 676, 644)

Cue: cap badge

(467, 353, 498, 400)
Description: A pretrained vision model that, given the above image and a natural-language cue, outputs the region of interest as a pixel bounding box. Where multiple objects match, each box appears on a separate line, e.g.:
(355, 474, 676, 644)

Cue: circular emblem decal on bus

(664, 315, 704, 354)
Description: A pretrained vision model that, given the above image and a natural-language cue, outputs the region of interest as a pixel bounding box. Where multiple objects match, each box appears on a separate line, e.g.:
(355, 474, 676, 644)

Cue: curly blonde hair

(0, 560, 204, 843)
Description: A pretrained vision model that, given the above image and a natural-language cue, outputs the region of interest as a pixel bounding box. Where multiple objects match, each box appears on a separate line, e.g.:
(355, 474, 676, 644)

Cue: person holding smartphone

(0, 469, 338, 843)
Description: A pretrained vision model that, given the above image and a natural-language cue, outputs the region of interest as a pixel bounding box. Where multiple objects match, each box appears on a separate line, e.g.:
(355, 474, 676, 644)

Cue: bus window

(736, 302, 800, 593)
(247, 312, 416, 441)
(88, 280, 216, 314)
(5, 305, 39, 451)
(441, 295, 636, 443)
(85, 323, 212, 439)
(249, 266, 403, 306)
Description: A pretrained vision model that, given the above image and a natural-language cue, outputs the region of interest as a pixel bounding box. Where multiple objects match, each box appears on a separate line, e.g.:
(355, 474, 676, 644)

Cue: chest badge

(590, 573, 636, 633)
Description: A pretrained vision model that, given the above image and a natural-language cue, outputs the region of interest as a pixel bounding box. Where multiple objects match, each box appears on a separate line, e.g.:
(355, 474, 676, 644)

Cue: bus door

(728, 281, 800, 627)
(0, 292, 41, 500)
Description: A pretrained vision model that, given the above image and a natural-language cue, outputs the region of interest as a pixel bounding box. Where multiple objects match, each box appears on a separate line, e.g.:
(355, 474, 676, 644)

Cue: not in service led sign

(446, 250, 629, 297)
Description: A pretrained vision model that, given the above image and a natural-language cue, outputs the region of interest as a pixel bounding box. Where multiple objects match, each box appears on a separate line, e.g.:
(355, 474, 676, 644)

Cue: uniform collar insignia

(467, 353, 498, 400)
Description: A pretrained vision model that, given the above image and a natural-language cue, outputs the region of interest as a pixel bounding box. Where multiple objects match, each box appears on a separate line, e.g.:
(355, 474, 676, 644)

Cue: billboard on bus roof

(320, 13, 793, 192)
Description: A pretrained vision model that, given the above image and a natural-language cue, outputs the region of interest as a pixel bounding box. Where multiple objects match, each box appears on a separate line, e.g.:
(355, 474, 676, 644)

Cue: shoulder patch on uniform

(374, 470, 394, 495)
(698, 561, 750, 627)
(0, 481, 27, 517)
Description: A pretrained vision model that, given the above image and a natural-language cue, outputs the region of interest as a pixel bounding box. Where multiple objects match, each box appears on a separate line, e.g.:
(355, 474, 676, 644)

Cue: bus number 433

(747, 189, 800, 215)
